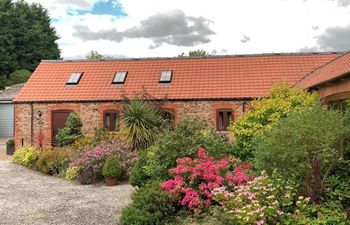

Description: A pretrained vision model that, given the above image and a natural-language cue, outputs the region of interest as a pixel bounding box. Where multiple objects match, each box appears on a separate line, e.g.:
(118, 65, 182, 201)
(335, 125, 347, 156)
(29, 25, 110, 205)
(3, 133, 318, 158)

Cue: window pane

(113, 72, 128, 84)
(218, 112, 224, 130)
(67, 72, 83, 84)
(105, 113, 110, 130)
(160, 70, 172, 83)
(163, 111, 173, 121)
(113, 112, 119, 131)
(226, 111, 233, 129)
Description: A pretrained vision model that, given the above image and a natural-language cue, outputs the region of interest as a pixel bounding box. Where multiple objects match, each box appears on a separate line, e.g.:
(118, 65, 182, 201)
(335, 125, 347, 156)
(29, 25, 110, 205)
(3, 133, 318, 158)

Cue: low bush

(162, 148, 252, 210)
(130, 117, 234, 186)
(69, 138, 135, 184)
(165, 206, 229, 225)
(213, 171, 349, 225)
(120, 181, 176, 225)
(13, 145, 39, 168)
(72, 136, 95, 149)
(36, 148, 71, 175)
(65, 166, 81, 180)
(254, 103, 350, 202)
(71, 125, 116, 149)
(102, 155, 123, 179)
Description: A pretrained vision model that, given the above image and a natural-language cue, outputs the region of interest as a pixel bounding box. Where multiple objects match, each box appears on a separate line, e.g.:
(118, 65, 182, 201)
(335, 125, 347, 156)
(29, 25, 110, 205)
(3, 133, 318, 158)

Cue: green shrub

(6, 69, 31, 85)
(13, 145, 39, 168)
(130, 117, 233, 186)
(283, 201, 349, 225)
(56, 112, 83, 147)
(102, 155, 123, 178)
(213, 171, 349, 225)
(36, 148, 71, 175)
(255, 103, 349, 202)
(120, 181, 176, 225)
(229, 85, 318, 161)
(121, 98, 164, 150)
(72, 136, 95, 149)
(165, 207, 229, 225)
(129, 151, 152, 186)
(65, 166, 81, 180)
(6, 139, 14, 148)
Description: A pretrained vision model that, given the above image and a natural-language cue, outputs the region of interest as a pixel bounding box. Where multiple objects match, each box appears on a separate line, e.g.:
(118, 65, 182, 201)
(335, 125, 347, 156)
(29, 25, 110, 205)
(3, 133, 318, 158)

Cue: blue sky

(67, 0, 127, 17)
(26, 0, 350, 59)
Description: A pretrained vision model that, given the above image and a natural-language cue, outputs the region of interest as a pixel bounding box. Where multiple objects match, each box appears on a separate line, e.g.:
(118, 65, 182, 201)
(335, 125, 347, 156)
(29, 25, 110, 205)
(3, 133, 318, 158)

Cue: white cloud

(25, 0, 350, 59)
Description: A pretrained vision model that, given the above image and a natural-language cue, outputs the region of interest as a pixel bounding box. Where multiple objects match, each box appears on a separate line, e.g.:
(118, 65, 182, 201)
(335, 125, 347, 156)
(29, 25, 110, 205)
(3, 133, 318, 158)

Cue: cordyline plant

(121, 98, 164, 150)
(161, 148, 253, 211)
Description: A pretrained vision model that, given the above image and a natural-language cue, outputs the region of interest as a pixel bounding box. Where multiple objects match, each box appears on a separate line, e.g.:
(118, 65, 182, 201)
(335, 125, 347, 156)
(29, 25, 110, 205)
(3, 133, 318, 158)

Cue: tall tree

(178, 49, 208, 58)
(86, 51, 104, 60)
(0, 0, 60, 88)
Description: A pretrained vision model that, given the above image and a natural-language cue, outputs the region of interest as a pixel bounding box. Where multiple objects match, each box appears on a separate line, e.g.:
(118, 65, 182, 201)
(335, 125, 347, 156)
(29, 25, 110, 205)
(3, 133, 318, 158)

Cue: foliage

(178, 50, 208, 57)
(35, 129, 46, 150)
(69, 139, 136, 183)
(71, 125, 111, 149)
(13, 145, 39, 168)
(130, 117, 234, 186)
(162, 148, 252, 211)
(56, 112, 83, 147)
(283, 201, 349, 224)
(229, 85, 318, 161)
(0, 0, 60, 88)
(85, 50, 104, 60)
(65, 166, 81, 180)
(72, 136, 95, 149)
(164, 206, 230, 225)
(121, 98, 164, 150)
(213, 171, 350, 225)
(6, 69, 31, 86)
(102, 155, 123, 178)
(6, 139, 14, 148)
(36, 148, 71, 175)
(255, 103, 349, 202)
(323, 159, 350, 208)
(120, 181, 176, 225)
(213, 171, 297, 224)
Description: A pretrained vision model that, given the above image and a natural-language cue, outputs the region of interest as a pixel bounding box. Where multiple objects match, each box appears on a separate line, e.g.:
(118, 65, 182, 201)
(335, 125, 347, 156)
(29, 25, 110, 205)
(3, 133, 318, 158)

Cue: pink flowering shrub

(212, 171, 306, 225)
(161, 148, 252, 210)
(69, 139, 137, 177)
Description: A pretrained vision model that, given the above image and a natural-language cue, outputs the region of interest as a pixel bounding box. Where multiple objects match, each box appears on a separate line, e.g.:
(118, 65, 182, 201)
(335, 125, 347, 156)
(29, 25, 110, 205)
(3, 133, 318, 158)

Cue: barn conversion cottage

(13, 52, 350, 147)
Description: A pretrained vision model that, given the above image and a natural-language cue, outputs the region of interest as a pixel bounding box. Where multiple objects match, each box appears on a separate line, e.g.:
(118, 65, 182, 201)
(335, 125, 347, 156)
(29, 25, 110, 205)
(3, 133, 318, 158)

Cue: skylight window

(159, 70, 173, 83)
(66, 72, 83, 85)
(112, 71, 128, 84)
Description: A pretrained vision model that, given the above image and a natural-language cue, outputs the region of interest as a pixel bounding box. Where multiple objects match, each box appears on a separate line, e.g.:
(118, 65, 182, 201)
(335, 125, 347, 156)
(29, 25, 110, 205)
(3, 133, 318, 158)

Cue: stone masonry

(14, 100, 250, 148)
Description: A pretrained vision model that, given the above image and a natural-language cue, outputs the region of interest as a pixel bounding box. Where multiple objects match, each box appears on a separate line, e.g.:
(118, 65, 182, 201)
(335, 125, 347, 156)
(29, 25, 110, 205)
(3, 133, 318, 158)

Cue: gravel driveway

(0, 161, 134, 225)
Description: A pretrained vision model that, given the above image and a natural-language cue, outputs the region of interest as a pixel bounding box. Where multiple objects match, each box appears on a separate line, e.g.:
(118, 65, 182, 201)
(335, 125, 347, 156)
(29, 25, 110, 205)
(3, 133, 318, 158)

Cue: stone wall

(14, 100, 250, 148)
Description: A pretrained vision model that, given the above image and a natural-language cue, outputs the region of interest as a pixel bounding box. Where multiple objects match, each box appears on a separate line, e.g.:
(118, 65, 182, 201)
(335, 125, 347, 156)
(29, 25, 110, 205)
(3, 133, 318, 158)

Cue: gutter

(30, 102, 33, 145)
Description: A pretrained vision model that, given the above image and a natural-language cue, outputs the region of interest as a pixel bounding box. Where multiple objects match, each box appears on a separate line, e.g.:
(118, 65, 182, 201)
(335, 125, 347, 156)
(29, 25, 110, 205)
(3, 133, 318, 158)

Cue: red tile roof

(14, 53, 341, 103)
(296, 51, 350, 89)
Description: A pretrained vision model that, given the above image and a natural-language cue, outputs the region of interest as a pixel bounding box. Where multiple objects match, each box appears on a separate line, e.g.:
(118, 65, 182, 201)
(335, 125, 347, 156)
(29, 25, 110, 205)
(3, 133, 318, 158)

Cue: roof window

(159, 70, 173, 83)
(66, 72, 83, 85)
(112, 71, 128, 84)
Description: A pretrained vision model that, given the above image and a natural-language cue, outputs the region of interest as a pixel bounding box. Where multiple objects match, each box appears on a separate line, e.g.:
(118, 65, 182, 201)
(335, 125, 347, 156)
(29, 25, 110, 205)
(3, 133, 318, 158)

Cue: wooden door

(52, 110, 72, 146)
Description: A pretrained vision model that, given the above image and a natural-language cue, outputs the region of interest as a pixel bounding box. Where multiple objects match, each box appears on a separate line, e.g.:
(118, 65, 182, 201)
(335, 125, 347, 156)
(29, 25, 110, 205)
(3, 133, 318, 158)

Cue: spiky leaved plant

(121, 98, 163, 150)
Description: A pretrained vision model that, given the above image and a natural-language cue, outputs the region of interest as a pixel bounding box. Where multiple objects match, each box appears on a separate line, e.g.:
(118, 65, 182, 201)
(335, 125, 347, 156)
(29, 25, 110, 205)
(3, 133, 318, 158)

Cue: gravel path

(0, 161, 134, 225)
